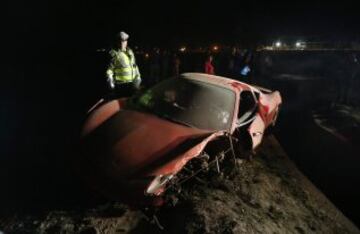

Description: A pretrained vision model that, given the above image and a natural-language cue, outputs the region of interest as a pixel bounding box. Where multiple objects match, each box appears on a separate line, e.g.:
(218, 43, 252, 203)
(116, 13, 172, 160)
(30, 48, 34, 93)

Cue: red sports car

(78, 73, 282, 204)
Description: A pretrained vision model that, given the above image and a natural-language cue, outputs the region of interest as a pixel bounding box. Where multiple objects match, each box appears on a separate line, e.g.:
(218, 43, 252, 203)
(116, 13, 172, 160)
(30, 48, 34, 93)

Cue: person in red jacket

(204, 55, 215, 75)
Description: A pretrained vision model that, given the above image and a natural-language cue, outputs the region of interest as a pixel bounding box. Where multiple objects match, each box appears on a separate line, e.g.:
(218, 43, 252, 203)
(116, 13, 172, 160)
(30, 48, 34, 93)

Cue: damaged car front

(78, 77, 237, 205)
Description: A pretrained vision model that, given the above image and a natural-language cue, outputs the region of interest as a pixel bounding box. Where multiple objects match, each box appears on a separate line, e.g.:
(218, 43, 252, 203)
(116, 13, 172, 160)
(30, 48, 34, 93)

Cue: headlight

(145, 174, 174, 196)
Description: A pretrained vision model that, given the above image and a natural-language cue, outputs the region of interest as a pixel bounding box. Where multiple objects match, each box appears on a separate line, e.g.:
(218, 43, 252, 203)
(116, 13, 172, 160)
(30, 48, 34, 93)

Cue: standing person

(149, 48, 161, 85)
(204, 55, 215, 75)
(161, 50, 170, 80)
(236, 49, 252, 82)
(172, 53, 181, 77)
(106, 31, 141, 97)
(227, 47, 237, 77)
(233, 48, 244, 80)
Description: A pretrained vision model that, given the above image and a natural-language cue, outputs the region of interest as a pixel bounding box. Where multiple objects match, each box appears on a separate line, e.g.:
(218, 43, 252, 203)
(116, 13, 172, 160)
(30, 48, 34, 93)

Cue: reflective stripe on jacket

(107, 48, 140, 83)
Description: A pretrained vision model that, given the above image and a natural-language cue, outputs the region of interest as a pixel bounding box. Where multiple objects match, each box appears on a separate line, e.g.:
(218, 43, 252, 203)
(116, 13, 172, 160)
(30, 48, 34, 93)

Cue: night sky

(6, 0, 360, 50)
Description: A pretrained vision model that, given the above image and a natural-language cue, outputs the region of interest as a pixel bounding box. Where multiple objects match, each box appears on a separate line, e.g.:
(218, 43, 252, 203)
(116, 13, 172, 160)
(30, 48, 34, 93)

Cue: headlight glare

(145, 174, 174, 195)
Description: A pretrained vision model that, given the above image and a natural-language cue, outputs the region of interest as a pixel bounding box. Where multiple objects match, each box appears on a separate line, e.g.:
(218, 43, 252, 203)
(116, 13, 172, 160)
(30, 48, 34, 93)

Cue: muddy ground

(1, 135, 358, 234)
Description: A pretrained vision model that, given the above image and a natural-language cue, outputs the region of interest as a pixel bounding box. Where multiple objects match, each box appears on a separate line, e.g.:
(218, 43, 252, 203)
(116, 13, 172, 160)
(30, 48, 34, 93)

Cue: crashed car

(78, 73, 282, 204)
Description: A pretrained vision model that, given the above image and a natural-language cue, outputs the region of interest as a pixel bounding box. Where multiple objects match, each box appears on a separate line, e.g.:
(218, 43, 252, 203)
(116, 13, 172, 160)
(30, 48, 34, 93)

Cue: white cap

(118, 31, 129, 41)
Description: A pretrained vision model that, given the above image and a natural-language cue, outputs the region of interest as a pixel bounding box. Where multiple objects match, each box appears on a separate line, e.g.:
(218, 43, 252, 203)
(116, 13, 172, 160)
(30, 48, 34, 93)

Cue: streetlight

(275, 41, 282, 48)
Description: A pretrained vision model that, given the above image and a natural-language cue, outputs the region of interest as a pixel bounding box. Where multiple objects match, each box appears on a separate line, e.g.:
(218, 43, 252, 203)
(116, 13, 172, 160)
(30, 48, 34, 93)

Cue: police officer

(106, 31, 141, 96)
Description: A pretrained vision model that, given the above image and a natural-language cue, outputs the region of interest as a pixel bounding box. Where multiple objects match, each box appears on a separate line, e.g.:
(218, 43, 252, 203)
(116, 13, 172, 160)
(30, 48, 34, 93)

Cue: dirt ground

(1, 135, 359, 234)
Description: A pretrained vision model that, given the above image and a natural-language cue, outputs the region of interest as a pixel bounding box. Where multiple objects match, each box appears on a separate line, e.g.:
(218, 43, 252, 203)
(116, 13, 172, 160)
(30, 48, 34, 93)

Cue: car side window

(238, 90, 257, 124)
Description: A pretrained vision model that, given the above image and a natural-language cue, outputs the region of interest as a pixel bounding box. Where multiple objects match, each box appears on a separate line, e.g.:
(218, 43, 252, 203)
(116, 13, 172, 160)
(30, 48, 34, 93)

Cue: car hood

(81, 110, 222, 178)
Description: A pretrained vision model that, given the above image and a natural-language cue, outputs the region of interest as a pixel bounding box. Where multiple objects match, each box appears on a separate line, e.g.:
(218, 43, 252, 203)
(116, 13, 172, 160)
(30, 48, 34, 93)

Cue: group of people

(106, 31, 254, 97)
(204, 47, 254, 81)
(146, 48, 181, 86)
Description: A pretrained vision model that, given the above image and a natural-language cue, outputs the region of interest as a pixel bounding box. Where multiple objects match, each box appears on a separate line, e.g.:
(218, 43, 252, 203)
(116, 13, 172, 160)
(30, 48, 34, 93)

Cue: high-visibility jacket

(107, 48, 141, 83)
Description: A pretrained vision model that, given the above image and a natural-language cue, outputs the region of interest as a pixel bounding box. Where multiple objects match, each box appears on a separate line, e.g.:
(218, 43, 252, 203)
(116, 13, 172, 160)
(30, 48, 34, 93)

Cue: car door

(236, 89, 266, 149)
(247, 112, 265, 149)
(247, 90, 265, 149)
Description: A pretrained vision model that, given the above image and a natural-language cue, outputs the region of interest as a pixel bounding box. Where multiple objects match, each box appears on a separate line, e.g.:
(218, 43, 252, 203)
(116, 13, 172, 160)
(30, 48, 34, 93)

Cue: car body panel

(82, 109, 213, 177)
(248, 113, 266, 148)
(257, 90, 282, 125)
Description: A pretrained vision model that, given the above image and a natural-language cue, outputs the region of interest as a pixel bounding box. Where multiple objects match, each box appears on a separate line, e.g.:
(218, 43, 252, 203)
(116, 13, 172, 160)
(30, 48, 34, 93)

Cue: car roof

(180, 73, 253, 93)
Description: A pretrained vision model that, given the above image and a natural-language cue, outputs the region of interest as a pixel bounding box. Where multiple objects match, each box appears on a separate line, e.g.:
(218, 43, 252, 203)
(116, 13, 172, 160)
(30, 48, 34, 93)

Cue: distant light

(275, 41, 282, 47)
(295, 41, 301, 47)
(145, 53, 149, 58)
(179, 46, 186, 52)
(264, 46, 274, 50)
(213, 45, 219, 51)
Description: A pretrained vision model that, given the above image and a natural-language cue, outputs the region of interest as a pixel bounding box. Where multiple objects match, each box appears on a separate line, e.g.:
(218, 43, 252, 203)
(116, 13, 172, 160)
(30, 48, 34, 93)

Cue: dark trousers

(107, 82, 137, 99)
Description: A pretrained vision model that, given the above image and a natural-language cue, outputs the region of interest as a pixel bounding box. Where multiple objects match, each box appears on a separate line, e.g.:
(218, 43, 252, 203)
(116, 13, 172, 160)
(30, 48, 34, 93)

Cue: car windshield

(127, 78, 235, 131)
